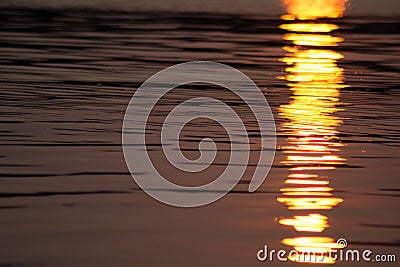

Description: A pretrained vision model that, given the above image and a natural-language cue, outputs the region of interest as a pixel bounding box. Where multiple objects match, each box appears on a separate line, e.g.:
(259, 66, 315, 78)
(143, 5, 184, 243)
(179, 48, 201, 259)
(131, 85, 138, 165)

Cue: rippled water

(0, 8, 399, 267)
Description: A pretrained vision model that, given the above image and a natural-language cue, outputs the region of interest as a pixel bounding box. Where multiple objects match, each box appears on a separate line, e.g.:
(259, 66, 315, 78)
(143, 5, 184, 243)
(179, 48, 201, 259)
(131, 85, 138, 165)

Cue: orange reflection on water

(277, 0, 348, 264)
(283, 237, 342, 264)
(280, 23, 339, 33)
(279, 214, 329, 232)
(282, 0, 348, 20)
(284, 33, 343, 46)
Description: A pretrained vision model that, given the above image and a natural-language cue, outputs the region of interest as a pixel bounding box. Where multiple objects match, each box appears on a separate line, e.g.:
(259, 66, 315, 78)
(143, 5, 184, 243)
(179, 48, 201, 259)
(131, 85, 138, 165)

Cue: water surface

(0, 7, 399, 267)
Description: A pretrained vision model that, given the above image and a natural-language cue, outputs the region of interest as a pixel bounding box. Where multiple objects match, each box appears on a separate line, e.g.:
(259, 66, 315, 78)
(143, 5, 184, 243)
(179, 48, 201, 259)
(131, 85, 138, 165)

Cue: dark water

(0, 8, 399, 266)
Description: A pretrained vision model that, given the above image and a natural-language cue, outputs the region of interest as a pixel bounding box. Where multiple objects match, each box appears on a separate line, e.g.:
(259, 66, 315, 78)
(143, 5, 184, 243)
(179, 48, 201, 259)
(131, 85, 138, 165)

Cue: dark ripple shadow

(0, 171, 135, 178)
(0, 190, 131, 198)
(349, 240, 400, 247)
(361, 223, 400, 229)
(0, 205, 27, 209)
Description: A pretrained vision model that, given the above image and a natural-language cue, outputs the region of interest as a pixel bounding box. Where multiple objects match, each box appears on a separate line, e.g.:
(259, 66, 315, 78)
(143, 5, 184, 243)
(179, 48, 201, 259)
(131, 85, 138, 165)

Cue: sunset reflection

(277, 0, 348, 264)
(282, 0, 348, 20)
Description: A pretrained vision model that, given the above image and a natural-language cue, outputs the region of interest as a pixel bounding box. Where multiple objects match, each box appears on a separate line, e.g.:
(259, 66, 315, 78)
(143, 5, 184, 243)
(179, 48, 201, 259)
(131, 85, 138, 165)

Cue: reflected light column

(277, 0, 348, 264)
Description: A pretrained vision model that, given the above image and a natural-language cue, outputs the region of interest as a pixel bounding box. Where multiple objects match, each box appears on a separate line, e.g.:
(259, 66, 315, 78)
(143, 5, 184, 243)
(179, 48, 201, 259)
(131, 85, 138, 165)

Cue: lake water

(0, 6, 399, 267)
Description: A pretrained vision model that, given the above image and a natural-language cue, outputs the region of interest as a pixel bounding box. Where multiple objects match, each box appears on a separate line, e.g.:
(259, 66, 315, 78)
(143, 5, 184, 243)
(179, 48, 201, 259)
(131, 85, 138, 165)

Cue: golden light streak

(279, 214, 329, 232)
(282, 237, 342, 264)
(282, 0, 348, 20)
(284, 33, 344, 46)
(282, 192, 333, 197)
(280, 23, 339, 33)
(281, 187, 333, 192)
(283, 47, 344, 60)
(285, 179, 330, 185)
(282, 237, 341, 249)
(277, 197, 344, 210)
(277, 1, 348, 263)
